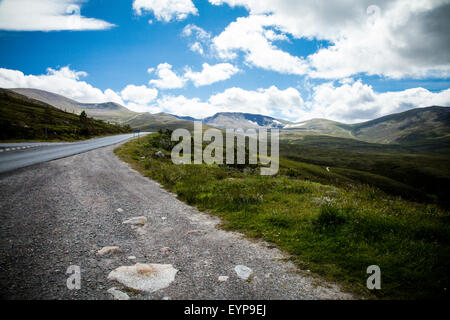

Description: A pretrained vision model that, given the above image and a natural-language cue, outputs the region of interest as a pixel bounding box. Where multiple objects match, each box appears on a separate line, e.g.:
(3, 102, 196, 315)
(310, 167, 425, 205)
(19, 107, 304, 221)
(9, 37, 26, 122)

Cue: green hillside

(124, 112, 213, 132)
(351, 106, 450, 144)
(11, 88, 139, 124)
(0, 89, 131, 141)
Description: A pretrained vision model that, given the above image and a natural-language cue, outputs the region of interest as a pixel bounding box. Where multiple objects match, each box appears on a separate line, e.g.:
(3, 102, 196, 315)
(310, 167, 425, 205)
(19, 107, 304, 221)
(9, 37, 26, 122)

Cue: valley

(1, 87, 449, 299)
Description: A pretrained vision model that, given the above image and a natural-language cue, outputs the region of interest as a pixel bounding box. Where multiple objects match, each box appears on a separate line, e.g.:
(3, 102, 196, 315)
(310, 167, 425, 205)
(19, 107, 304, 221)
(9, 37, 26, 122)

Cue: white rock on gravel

(116, 208, 124, 213)
(97, 246, 121, 256)
(122, 216, 147, 226)
(128, 256, 136, 260)
(218, 276, 229, 282)
(107, 287, 130, 300)
(234, 265, 253, 281)
(107, 263, 178, 293)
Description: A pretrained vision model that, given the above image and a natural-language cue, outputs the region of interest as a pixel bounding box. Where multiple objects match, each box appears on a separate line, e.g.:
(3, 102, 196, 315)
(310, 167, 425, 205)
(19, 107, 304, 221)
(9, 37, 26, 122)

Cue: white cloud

(184, 63, 239, 87)
(0, 0, 114, 31)
(301, 79, 450, 123)
(148, 62, 239, 88)
(190, 42, 204, 55)
(155, 95, 213, 118)
(182, 24, 211, 40)
(0, 66, 116, 103)
(148, 63, 187, 89)
(121, 85, 158, 104)
(182, 24, 212, 56)
(1, 66, 448, 123)
(157, 85, 305, 119)
(212, 15, 308, 75)
(156, 81, 450, 122)
(209, 0, 450, 79)
(133, 0, 198, 22)
(209, 86, 304, 119)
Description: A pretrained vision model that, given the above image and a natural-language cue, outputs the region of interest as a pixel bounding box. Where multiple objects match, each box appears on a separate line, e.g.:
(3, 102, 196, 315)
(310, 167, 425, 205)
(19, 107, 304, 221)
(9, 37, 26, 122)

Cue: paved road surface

(0, 134, 148, 173)
(0, 141, 353, 300)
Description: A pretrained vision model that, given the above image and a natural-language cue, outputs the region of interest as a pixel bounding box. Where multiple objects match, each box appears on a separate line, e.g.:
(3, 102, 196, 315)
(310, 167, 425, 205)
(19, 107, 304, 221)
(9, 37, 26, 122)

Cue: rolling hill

(123, 112, 199, 132)
(6, 88, 450, 147)
(0, 89, 131, 141)
(10, 88, 139, 124)
(202, 112, 290, 129)
(350, 106, 450, 144)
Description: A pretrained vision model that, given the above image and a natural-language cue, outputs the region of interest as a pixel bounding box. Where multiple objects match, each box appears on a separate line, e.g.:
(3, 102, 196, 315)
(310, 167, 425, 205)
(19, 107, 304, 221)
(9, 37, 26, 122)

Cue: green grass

(0, 89, 131, 141)
(115, 132, 450, 299)
(279, 138, 450, 206)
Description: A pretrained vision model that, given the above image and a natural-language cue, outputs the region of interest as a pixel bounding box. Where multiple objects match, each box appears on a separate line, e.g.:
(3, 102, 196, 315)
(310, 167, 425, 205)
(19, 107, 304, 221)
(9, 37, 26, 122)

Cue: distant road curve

(0, 133, 150, 173)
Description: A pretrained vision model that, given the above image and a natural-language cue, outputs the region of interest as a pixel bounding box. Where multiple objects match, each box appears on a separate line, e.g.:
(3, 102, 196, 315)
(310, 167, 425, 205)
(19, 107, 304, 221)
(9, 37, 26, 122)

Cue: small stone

(218, 276, 229, 282)
(116, 208, 124, 213)
(162, 296, 170, 300)
(161, 217, 167, 220)
(107, 263, 178, 293)
(160, 247, 171, 253)
(155, 151, 165, 158)
(107, 287, 130, 300)
(265, 273, 273, 278)
(122, 216, 147, 226)
(128, 256, 136, 260)
(97, 246, 120, 256)
(235, 265, 253, 281)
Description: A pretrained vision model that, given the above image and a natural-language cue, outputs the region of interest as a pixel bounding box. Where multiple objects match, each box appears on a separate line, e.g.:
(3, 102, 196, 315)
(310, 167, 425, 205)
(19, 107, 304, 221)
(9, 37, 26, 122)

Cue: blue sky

(0, 0, 449, 123)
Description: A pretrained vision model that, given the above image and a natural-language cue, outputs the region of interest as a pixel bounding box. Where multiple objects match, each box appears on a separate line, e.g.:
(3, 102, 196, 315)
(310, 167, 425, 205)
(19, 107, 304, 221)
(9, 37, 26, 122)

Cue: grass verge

(115, 133, 450, 299)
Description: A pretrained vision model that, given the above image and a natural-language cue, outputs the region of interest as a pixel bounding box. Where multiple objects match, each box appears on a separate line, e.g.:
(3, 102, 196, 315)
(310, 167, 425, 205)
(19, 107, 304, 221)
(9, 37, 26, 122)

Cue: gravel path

(0, 142, 353, 300)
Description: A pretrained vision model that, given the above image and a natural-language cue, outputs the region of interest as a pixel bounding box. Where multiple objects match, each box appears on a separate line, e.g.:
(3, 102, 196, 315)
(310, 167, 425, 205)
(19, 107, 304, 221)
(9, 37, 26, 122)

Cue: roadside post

(133, 129, 141, 143)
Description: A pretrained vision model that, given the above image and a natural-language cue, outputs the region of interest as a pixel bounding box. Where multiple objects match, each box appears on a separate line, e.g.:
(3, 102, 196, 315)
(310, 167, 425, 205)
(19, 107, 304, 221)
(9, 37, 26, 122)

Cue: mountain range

(5, 88, 450, 146)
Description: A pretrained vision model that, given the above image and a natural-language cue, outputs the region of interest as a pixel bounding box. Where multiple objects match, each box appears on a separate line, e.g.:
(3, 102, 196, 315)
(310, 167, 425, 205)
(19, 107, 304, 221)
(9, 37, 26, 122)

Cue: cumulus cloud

(182, 24, 212, 56)
(148, 63, 187, 89)
(209, 0, 450, 79)
(212, 15, 308, 75)
(182, 24, 211, 40)
(133, 0, 198, 22)
(156, 81, 450, 122)
(209, 86, 304, 119)
(301, 79, 450, 123)
(0, 0, 114, 31)
(1, 66, 448, 122)
(0, 66, 118, 103)
(184, 63, 239, 87)
(0, 66, 160, 112)
(189, 42, 205, 55)
(155, 95, 213, 118)
(148, 62, 239, 88)
(121, 85, 158, 104)
(153, 86, 305, 119)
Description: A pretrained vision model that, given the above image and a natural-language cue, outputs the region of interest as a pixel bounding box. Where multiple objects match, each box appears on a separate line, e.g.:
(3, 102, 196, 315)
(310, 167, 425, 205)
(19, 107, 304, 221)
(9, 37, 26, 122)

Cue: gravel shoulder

(0, 141, 354, 300)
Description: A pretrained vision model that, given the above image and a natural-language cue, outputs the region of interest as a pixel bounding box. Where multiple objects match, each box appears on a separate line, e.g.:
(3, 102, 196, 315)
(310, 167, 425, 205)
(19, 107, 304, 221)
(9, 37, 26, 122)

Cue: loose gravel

(0, 142, 353, 300)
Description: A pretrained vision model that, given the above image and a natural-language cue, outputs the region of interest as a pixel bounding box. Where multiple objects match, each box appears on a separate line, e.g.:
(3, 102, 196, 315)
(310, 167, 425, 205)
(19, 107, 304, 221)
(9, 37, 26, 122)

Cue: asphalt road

(0, 139, 353, 300)
(0, 134, 148, 173)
